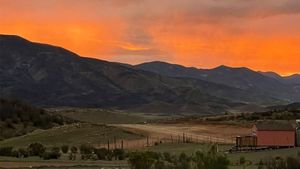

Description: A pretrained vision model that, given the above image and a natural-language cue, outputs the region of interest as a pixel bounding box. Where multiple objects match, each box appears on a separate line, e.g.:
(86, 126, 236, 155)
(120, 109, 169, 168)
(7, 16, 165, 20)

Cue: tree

(94, 148, 108, 160)
(42, 147, 61, 160)
(113, 148, 125, 160)
(71, 146, 78, 154)
(17, 148, 29, 158)
(0, 147, 13, 156)
(28, 143, 46, 157)
(80, 144, 93, 154)
(61, 145, 69, 154)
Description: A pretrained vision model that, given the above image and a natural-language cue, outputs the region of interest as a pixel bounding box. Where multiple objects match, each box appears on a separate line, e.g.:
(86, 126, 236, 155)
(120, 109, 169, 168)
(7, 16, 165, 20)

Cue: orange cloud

(0, 0, 300, 75)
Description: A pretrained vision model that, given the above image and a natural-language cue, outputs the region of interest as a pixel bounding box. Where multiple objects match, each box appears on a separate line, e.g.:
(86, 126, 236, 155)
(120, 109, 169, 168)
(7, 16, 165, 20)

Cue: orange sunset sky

(1, 0, 300, 75)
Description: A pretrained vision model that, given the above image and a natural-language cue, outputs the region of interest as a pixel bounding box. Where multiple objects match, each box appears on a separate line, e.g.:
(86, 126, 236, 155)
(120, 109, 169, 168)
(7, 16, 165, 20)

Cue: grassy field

(1, 143, 299, 169)
(143, 143, 300, 169)
(0, 123, 143, 148)
(50, 108, 154, 124)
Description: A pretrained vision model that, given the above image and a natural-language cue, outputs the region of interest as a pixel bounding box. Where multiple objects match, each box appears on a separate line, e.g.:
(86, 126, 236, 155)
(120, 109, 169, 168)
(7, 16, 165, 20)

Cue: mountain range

(0, 34, 299, 114)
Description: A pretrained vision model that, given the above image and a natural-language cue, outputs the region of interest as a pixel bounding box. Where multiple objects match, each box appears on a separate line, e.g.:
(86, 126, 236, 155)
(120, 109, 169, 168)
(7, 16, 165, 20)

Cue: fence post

(147, 137, 149, 147)
(107, 139, 110, 151)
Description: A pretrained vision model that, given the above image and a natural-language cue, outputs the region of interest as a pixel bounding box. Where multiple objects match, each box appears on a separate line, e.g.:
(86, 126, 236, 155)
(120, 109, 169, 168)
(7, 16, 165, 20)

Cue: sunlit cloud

(0, 0, 300, 75)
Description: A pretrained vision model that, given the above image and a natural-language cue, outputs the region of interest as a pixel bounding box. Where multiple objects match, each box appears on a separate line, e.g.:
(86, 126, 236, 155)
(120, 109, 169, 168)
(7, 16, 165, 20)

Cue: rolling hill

(0, 98, 70, 139)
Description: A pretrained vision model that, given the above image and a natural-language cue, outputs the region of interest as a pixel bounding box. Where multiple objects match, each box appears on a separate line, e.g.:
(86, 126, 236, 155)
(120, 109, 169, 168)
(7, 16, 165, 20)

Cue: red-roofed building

(252, 121, 295, 147)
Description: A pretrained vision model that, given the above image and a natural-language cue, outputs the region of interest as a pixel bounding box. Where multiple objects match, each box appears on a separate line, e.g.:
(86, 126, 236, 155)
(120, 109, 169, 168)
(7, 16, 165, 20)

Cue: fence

(94, 133, 235, 150)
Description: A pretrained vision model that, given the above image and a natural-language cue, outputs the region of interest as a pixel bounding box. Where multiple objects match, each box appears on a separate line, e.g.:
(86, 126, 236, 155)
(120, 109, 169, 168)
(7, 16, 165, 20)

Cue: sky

(1, 0, 300, 75)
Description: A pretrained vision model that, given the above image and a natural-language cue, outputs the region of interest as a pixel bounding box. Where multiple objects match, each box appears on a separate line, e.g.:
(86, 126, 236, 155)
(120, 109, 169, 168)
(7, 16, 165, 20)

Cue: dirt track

(116, 124, 251, 144)
(0, 160, 128, 169)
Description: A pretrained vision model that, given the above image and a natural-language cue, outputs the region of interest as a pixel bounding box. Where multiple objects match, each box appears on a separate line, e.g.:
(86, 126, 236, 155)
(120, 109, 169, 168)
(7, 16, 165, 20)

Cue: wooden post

(114, 136, 116, 150)
(121, 140, 124, 150)
(107, 139, 110, 150)
(147, 137, 149, 147)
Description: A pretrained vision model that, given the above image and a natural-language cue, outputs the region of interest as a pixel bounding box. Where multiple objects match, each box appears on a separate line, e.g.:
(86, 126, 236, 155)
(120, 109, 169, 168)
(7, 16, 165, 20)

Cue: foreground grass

(0, 143, 299, 169)
(143, 143, 300, 169)
(0, 123, 143, 148)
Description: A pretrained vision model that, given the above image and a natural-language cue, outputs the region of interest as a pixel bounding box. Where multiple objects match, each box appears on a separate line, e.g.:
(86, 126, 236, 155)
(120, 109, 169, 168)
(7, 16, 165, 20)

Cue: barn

(252, 121, 295, 147)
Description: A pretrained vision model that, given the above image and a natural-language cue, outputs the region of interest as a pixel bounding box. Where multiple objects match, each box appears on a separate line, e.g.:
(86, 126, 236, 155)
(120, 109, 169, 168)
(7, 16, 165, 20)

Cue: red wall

(256, 131, 295, 147)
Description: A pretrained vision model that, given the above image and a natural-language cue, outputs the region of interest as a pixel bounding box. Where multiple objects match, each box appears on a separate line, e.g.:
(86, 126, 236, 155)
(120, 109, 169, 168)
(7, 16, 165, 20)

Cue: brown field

(116, 123, 252, 144)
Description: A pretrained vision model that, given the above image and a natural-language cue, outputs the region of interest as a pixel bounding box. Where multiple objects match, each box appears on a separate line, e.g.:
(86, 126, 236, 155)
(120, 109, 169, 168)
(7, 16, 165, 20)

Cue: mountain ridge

(1, 34, 274, 115)
(0, 35, 298, 114)
(135, 61, 300, 102)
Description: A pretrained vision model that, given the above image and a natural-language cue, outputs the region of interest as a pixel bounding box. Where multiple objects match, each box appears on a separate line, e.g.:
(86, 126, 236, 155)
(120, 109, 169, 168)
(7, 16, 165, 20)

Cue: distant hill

(135, 61, 300, 102)
(0, 98, 67, 139)
(2, 34, 300, 115)
(260, 71, 300, 85)
(1, 34, 284, 115)
(267, 102, 300, 111)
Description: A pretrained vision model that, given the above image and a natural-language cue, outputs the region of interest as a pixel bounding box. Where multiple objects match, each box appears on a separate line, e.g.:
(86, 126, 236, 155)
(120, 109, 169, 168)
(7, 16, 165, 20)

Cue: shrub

(17, 148, 29, 158)
(192, 145, 230, 169)
(71, 146, 78, 154)
(42, 147, 61, 160)
(42, 152, 60, 160)
(69, 153, 76, 160)
(80, 144, 93, 154)
(163, 152, 172, 162)
(61, 145, 69, 154)
(51, 147, 60, 154)
(28, 143, 46, 157)
(94, 148, 108, 160)
(0, 147, 13, 156)
(113, 148, 125, 160)
(128, 151, 157, 169)
(177, 153, 191, 169)
(286, 157, 300, 169)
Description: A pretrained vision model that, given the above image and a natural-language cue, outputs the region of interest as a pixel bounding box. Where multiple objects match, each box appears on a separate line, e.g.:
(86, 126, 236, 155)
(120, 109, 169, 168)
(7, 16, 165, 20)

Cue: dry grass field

(116, 123, 252, 144)
(0, 123, 143, 148)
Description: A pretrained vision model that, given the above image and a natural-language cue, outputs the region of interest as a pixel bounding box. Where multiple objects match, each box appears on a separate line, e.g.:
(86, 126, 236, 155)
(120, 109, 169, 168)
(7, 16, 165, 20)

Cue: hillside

(0, 35, 281, 114)
(0, 123, 143, 147)
(136, 61, 300, 102)
(0, 98, 68, 140)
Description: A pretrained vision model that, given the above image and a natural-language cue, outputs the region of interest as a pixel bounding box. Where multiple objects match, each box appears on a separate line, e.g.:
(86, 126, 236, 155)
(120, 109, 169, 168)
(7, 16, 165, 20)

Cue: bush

(61, 145, 69, 154)
(163, 152, 172, 162)
(113, 148, 125, 160)
(51, 147, 60, 154)
(0, 147, 13, 156)
(94, 148, 108, 160)
(17, 148, 29, 158)
(128, 147, 230, 169)
(42, 147, 61, 160)
(286, 157, 300, 169)
(28, 143, 46, 157)
(42, 152, 60, 160)
(69, 153, 76, 160)
(80, 144, 93, 154)
(260, 156, 300, 169)
(128, 151, 158, 169)
(71, 146, 78, 154)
